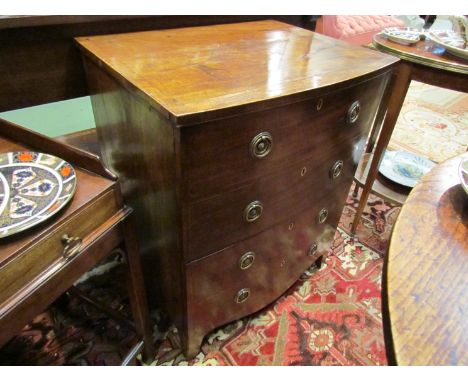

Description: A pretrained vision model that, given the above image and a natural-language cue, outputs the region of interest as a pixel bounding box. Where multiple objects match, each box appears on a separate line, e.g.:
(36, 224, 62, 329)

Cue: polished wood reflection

(76, 20, 398, 125)
(385, 152, 468, 365)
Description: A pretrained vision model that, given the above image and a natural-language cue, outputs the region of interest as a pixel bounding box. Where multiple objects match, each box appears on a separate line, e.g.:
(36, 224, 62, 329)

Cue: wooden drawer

(0, 188, 119, 303)
(181, 74, 388, 202)
(184, 134, 355, 261)
(185, 202, 340, 347)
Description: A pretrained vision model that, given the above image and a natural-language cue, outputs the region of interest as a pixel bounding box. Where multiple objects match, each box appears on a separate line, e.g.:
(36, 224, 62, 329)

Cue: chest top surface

(76, 20, 398, 125)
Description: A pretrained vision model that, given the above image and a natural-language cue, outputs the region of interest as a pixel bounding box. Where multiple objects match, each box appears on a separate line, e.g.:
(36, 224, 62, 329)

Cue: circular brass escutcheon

(243, 201, 263, 222)
(308, 243, 318, 257)
(318, 208, 329, 224)
(347, 101, 361, 124)
(250, 132, 273, 159)
(235, 288, 251, 304)
(301, 166, 307, 176)
(239, 251, 255, 270)
(330, 160, 344, 179)
(316, 98, 323, 111)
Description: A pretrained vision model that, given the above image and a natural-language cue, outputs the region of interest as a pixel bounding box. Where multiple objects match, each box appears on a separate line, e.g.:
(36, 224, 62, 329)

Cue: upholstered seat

(317, 15, 405, 45)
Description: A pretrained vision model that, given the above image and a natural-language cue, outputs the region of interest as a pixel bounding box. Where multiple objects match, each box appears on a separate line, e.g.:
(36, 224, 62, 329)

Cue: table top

(76, 20, 398, 125)
(387, 152, 468, 365)
(373, 33, 468, 75)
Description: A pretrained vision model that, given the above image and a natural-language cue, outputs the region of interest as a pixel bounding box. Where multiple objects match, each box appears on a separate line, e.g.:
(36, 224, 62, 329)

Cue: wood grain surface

(76, 20, 398, 125)
(385, 152, 468, 365)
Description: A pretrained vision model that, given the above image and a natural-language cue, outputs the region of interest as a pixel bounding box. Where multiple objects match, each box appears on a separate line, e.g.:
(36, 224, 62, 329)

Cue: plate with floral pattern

(381, 27, 422, 45)
(379, 150, 435, 188)
(0, 151, 76, 239)
(428, 30, 468, 60)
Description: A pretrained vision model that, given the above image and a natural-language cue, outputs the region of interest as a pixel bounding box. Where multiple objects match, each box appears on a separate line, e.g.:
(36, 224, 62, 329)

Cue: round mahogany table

(384, 152, 468, 365)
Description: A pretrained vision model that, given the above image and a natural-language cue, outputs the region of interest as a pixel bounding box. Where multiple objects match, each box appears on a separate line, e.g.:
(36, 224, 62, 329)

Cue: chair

(315, 15, 405, 45)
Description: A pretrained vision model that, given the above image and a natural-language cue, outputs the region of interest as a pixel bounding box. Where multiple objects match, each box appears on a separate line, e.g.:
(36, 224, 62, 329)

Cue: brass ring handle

(308, 243, 318, 257)
(239, 251, 255, 270)
(250, 132, 273, 159)
(235, 288, 251, 304)
(347, 101, 361, 124)
(318, 208, 328, 224)
(61, 234, 82, 260)
(330, 160, 344, 179)
(243, 201, 263, 223)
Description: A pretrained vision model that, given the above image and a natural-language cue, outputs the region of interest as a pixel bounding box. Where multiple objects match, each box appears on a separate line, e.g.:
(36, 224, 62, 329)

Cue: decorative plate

(0, 151, 77, 239)
(459, 157, 468, 195)
(428, 30, 468, 60)
(381, 27, 422, 45)
(379, 150, 435, 188)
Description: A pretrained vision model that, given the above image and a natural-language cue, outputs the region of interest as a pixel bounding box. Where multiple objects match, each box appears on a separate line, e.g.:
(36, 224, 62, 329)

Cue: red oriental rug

(0, 185, 398, 366)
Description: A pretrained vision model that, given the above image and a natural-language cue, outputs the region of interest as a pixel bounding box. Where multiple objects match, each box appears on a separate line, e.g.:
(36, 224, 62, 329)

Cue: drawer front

(185, 202, 340, 345)
(185, 136, 354, 261)
(181, 73, 389, 202)
(0, 189, 119, 303)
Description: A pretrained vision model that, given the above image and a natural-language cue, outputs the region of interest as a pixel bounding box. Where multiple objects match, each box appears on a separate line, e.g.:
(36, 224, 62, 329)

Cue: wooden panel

(0, 189, 118, 303)
(83, 57, 185, 330)
(181, 74, 389, 202)
(184, 203, 338, 357)
(0, 16, 307, 112)
(76, 20, 398, 124)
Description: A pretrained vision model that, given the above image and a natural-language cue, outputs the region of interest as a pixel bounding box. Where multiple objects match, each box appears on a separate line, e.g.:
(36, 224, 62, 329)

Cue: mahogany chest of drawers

(76, 20, 398, 357)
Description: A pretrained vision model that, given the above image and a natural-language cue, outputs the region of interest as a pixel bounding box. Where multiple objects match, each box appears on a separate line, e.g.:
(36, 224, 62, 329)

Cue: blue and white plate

(0, 151, 77, 239)
(379, 150, 435, 188)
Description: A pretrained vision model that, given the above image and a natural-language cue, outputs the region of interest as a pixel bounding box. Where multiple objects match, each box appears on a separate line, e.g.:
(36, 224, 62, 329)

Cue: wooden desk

(384, 152, 468, 365)
(0, 119, 155, 364)
(351, 33, 468, 234)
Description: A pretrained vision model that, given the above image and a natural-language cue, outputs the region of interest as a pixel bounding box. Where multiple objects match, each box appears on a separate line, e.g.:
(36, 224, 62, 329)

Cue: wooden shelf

(354, 152, 410, 205)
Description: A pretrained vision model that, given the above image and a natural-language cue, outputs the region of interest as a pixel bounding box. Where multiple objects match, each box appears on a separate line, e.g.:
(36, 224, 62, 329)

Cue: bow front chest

(76, 20, 398, 357)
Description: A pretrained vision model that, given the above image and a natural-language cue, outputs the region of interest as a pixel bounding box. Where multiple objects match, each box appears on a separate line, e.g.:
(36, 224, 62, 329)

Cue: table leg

(351, 62, 412, 235)
(122, 208, 155, 363)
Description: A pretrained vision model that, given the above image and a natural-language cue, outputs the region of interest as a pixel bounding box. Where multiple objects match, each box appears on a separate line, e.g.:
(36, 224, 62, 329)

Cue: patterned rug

(0, 187, 398, 366)
(388, 81, 468, 163)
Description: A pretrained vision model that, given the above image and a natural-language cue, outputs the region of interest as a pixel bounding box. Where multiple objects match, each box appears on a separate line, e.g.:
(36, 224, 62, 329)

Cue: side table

(0, 119, 155, 365)
(351, 33, 468, 234)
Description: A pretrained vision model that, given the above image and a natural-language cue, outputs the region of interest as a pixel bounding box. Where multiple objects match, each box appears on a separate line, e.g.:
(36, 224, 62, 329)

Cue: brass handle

(239, 251, 255, 270)
(308, 243, 318, 257)
(61, 234, 82, 260)
(330, 160, 344, 179)
(250, 132, 273, 159)
(318, 208, 328, 224)
(347, 101, 361, 124)
(235, 288, 251, 304)
(243, 201, 263, 223)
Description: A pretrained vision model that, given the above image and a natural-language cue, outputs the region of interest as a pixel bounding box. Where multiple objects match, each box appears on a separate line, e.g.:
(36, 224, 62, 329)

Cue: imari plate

(379, 150, 435, 188)
(0, 151, 77, 239)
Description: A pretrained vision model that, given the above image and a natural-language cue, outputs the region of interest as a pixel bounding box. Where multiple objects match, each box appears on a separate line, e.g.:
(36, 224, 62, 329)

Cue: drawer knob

(243, 201, 263, 223)
(239, 251, 255, 270)
(318, 208, 328, 224)
(308, 243, 318, 257)
(330, 160, 344, 179)
(61, 234, 82, 260)
(347, 101, 361, 124)
(235, 288, 251, 304)
(250, 132, 273, 159)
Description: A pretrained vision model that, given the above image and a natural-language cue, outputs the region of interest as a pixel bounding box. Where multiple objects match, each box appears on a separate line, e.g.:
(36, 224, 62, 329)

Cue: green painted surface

(0, 96, 95, 137)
